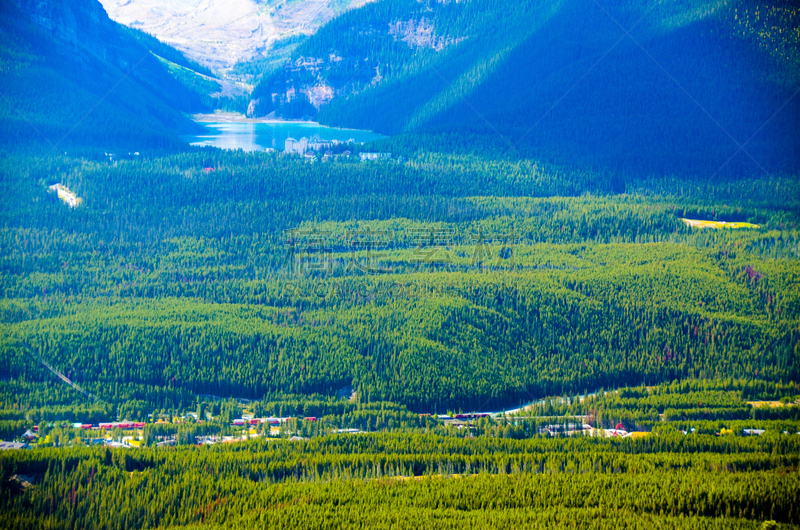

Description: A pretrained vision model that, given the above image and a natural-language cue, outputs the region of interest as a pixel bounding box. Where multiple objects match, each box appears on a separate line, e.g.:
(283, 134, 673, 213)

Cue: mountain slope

(252, 0, 800, 176)
(0, 0, 213, 151)
(98, 0, 376, 70)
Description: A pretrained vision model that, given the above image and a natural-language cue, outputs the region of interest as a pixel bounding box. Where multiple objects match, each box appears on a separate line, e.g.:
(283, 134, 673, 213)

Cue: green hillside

(0, 0, 217, 151)
(1, 2, 799, 528)
(2, 150, 798, 412)
(2, 428, 800, 529)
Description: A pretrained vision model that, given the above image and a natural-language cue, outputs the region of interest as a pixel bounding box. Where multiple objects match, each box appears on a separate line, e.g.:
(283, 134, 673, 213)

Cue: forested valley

(0, 133, 800, 528)
(1, 0, 800, 528)
(1, 144, 799, 527)
(2, 148, 798, 411)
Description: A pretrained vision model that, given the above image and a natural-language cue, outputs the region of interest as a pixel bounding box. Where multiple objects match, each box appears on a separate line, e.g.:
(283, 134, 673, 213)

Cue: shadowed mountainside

(250, 0, 800, 177)
(0, 0, 219, 150)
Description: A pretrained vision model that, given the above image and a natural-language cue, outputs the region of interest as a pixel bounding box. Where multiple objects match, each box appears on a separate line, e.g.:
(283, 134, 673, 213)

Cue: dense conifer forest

(1, 0, 799, 528)
(1, 149, 798, 411)
(0, 143, 797, 527)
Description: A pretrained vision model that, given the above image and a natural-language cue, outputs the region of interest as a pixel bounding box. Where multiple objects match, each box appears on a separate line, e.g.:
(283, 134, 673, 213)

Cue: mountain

(250, 0, 800, 176)
(98, 0, 376, 70)
(0, 0, 218, 150)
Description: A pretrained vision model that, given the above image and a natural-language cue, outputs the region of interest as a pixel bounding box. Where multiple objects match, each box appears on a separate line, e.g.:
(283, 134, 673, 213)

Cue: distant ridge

(249, 0, 800, 176)
(0, 0, 214, 150)
(98, 0, 376, 70)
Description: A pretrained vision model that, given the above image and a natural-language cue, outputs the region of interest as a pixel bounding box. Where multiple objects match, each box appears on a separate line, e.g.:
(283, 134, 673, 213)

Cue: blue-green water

(185, 122, 384, 152)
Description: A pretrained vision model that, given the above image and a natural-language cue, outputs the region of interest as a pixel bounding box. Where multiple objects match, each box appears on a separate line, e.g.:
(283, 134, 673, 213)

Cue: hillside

(1, 3, 799, 525)
(0, 0, 222, 150)
(98, 0, 376, 70)
(250, 0, 800, 176)
(2, 147, 798, 411)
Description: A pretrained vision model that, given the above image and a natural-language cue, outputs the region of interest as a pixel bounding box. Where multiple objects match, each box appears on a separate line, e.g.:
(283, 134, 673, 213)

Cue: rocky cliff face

(247, 12, 464, 119)
(98, 0, 375, 70)
(247, 52, 374, 119)
(388, 17, 464, 51)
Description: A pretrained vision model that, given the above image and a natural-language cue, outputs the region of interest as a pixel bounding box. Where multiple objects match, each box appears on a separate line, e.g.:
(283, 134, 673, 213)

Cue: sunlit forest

(1, 146, 798, 528)
(1, 0, 799, 528)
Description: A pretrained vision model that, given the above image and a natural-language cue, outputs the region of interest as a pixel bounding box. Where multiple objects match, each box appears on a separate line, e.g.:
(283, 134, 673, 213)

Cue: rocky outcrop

(247, 49, 378, 119)
(388, 18, 463, 51)
(246, 11, 466, 119)
(246, 98, 260, 117)
(304, 83, 335, 108)
(12, 0, 119, 63)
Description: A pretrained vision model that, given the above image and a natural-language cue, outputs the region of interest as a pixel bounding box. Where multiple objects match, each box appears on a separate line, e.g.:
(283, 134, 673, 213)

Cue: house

(0, 442, 30, 450)
(743, 428, 766, 436)
(359, 152, 391, 161)
(540, 423, 593, 436)
(10, 474, 35, 488)
(98, 422, 144, 431)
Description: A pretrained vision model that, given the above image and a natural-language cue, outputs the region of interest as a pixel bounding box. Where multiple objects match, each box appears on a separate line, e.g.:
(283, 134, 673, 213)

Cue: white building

(359, 152, 392, 161)
(308, 139, 333, 152)
(285, 137, 309, 154)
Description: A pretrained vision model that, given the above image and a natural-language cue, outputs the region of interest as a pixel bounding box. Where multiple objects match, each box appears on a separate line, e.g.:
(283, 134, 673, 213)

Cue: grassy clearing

(681, 218, 760, 229)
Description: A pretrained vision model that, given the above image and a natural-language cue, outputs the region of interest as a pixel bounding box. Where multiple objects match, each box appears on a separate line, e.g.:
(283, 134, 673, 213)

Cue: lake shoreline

(184, 118, 385, 151)
(192, 112, 319, 125)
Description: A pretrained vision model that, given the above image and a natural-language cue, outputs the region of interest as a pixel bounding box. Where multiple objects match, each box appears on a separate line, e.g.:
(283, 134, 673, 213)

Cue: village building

(284, 137, 309, 154)
(307, 139, 333, 152)
(0, 441, 30, 450)
(359, 152, 392, 161)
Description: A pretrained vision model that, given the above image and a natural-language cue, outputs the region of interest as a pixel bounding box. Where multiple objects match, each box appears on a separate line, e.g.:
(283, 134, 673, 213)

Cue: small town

(2, 403, 783, 451)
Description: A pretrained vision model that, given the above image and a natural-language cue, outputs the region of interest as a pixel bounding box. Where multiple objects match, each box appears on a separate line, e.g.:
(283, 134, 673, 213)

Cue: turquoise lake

(185, 121, 384, 152)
